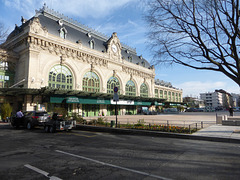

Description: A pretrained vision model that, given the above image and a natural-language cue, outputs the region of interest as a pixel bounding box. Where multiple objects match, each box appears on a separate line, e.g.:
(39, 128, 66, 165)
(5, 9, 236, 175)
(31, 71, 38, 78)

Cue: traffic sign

(113, 92, 119, 101)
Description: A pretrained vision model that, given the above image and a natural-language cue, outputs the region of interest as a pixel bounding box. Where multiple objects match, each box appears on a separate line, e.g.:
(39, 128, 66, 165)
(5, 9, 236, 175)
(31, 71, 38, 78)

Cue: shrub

(71, 112, 85, 124)
(1, 103, 12, 121)
(134, 119, 145, 127)
(97, 117, 106, 125)
(88, 119, 97, 125)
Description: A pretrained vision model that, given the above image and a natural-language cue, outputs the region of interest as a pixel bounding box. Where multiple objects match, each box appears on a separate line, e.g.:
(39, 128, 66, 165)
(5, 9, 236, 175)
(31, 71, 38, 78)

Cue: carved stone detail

(29, 17, 48, 35)
(26, 36, 108, 67)
(122, 66, 153, 79)
(106, 32, 122, 62)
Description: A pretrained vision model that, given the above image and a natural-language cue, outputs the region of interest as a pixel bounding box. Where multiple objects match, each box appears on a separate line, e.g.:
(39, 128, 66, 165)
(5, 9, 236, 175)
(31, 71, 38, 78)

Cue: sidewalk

(76, 124, 240, 144)
(192, 124, 240, 140)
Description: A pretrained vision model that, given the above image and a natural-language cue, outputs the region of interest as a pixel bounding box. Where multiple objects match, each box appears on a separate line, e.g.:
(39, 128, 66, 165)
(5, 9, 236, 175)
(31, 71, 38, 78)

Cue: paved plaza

(85, 111, 240, 128)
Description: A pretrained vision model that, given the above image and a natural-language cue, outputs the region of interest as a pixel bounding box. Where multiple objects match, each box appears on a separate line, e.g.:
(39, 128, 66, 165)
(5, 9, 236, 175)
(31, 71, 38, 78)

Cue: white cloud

(3, 0, 139, 19)
(177, 81, 228, 97)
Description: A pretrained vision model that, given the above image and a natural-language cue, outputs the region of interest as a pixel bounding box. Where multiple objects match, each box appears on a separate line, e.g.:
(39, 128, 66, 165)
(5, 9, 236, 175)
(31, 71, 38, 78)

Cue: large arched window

(48, 65, 73, 89)
(125, 80, 136, 96)
(140, 83, 148, 97)
(107, 77, 120, 94)
(83, 72, 100, 92)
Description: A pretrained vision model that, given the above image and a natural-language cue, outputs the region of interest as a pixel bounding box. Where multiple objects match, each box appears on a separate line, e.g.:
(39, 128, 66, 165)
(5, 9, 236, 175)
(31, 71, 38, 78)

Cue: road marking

(56, 150, 172, 180)
(24, 164, 62, 180)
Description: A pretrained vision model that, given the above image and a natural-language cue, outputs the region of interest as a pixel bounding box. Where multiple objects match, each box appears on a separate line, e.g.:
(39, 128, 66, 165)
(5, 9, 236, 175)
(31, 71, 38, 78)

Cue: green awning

(134, 101, 152, 106)
(66, 96, 80, 103)
(79, 97, 111, 104)
(50, 97, 64, 103)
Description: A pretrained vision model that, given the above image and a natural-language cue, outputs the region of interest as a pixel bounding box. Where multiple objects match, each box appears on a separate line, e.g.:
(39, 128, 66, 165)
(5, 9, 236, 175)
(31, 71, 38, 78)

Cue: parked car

(43, 113, 76, 133)
(10, 111, 50, 129)
(163, 108, 179, 114)
(186, 108, 204, 112)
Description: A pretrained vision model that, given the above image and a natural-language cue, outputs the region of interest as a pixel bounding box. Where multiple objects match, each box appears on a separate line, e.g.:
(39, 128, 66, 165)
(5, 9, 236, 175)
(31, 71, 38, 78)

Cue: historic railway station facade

(0, 5, 183, 117)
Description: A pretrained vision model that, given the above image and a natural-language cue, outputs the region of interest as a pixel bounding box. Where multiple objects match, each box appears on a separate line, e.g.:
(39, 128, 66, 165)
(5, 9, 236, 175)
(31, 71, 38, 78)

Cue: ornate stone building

(0, 5, 182, 117)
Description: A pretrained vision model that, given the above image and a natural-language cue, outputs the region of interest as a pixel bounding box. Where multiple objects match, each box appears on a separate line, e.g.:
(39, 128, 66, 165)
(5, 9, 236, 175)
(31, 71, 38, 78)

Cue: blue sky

(0, 0, 239, 97)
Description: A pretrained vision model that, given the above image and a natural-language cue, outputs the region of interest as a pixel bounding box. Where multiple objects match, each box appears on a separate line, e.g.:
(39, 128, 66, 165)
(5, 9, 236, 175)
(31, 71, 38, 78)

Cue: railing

(81, 117, 214, 134)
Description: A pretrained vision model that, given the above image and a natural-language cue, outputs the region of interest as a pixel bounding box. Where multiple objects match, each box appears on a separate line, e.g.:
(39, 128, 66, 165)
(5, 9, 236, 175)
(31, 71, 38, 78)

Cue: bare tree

(146, 0, 240, 86)
(0, 22, 8, 44)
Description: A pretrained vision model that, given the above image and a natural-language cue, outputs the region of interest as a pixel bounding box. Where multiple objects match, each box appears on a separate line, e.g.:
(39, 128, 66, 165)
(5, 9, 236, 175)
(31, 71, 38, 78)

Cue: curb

(76, 125, 240, 144)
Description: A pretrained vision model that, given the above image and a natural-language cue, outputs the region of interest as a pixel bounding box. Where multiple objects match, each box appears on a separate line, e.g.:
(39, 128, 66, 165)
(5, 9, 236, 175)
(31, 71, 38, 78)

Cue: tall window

(107, 77, 120, 94)
(160, 90, 163, 99)
(155, 89, 158, 98)
(140, 83, 148, 97)
(175, 93, 178, 102)
(172, 92, 175, 101)
(125, 80, 136, 96)
(48, 65, 73, 89)
(83, 72, 100, 92)
(168, 92, 171, 101)
(164, 91, 167, 99)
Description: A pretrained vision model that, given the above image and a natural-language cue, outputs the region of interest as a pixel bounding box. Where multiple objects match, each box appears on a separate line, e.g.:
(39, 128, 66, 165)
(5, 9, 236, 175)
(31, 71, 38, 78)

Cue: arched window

(140, 83, 148, 97)
(48, 65, 73, 89)
(125, 80, 136, 96)
(107, 77, 120, 94)
(83, 72, 100, 92)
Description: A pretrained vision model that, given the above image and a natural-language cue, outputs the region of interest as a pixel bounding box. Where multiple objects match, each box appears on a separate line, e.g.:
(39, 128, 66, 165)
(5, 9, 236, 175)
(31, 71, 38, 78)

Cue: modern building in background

(0, 4, 183, 117)
(200, 89, 233, 110)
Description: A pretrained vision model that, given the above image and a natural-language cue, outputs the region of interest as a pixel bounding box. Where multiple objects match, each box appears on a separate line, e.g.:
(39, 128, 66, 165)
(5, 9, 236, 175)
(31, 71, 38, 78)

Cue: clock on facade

(111, 44, 117, 53)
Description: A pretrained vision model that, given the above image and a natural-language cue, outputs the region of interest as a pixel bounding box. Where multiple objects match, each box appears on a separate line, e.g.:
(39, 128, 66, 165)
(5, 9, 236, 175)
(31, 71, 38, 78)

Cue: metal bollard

(201, 122, 203, 128)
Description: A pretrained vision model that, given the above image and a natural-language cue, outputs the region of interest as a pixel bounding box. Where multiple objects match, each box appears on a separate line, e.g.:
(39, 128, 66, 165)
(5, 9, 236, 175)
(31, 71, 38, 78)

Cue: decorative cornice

(26, 35, 108, 67)
(122, 65, 154, 79)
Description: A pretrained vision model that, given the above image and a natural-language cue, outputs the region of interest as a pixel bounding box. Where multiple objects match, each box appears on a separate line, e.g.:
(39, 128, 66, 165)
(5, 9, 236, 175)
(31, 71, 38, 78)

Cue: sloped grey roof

(7, 4, 151, 68)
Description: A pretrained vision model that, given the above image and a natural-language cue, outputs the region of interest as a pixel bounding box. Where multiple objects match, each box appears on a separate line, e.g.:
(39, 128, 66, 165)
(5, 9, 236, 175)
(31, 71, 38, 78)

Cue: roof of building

(6, 4, 151, 68)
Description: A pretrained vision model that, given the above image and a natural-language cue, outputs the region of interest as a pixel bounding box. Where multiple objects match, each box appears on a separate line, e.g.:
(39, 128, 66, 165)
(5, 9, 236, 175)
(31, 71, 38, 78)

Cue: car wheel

(49, 126, 56, 133)
(44, 125, 49, 133)
(26, 122, 32, 130)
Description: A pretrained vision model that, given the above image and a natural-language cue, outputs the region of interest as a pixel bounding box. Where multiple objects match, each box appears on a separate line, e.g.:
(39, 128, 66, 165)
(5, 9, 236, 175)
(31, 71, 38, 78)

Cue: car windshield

(35, 112, 48, 116)
(23, 111, 48, 116)
(24, 112, 34, 116)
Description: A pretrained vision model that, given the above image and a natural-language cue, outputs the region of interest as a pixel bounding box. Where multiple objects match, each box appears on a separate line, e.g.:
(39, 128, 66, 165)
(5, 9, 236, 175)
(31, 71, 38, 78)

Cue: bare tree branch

(145, 0, 240, 86)
(0, 22, 9, 44)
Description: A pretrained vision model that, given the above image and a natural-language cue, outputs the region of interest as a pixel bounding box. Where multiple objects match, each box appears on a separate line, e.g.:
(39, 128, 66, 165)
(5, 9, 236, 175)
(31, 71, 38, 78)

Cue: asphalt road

(0, 124, 240, 180)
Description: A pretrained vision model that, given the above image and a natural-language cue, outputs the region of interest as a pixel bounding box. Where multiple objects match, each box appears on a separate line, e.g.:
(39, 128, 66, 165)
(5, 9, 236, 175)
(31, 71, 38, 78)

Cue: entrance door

(107, 105, 120, 116)
(82, 104, 100, 117)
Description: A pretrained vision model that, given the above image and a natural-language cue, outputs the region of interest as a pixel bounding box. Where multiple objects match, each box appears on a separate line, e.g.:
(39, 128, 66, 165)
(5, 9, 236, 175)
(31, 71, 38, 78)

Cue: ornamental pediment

(29, 17, 48, 36)
(106, 32, 122, 62)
